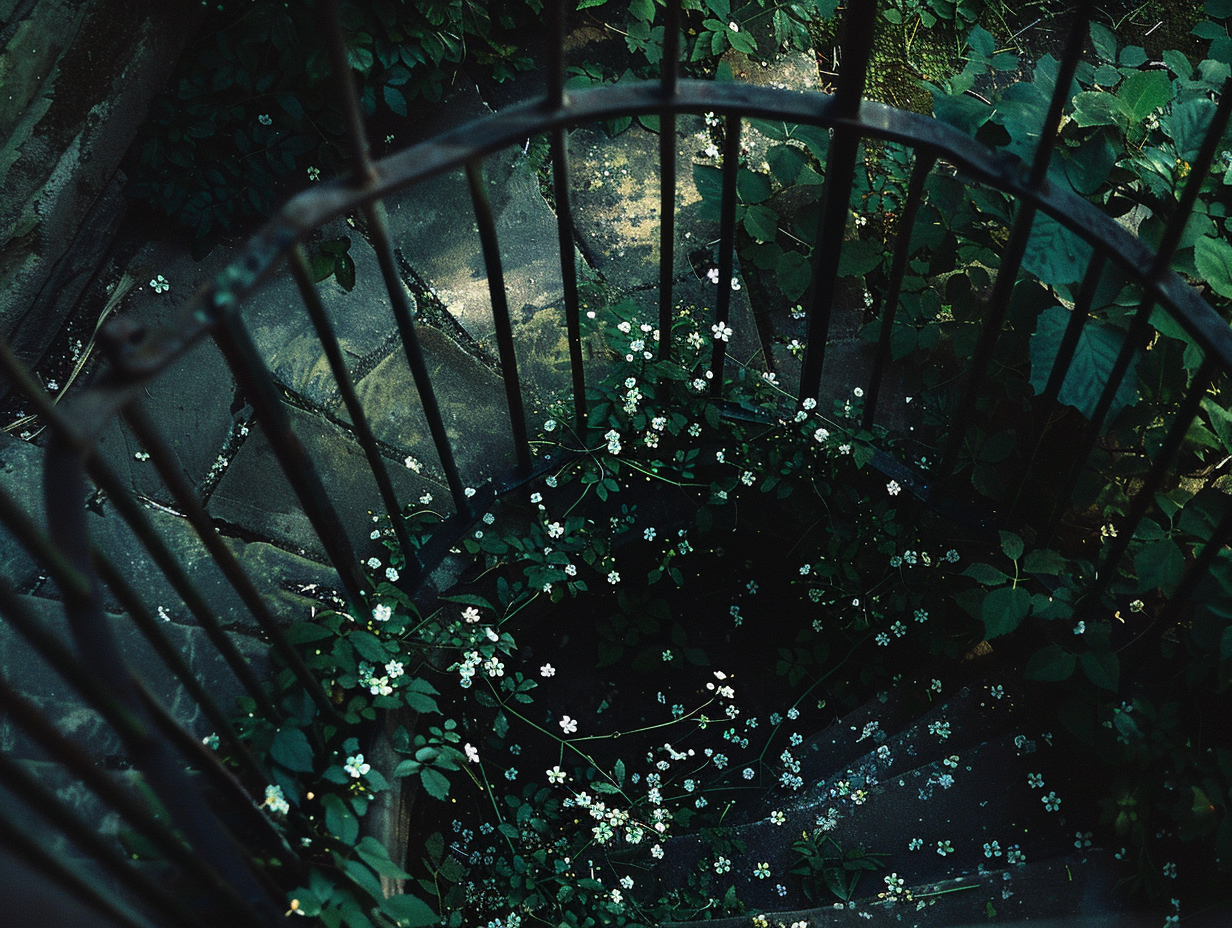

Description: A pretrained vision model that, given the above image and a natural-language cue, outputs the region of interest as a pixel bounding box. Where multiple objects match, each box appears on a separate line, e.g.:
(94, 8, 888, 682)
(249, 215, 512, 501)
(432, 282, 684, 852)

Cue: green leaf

(1079, 649, 1120, 690)
(1071, 91, 1123, 127)
(420, 767, 450, 800)
(286, 621, 334, 644)
(767, 144, 807, 186)
(341, 857, 384, 901)
(1023, 212, 1092, 287)
(963, 562, 1011, 586)
(383, 84, 407, 117)
(1135, 538, 1185, 593)
(270, 726, 315, 773)
(1089, 22, 1118, 62)
(1117, 70, 1173, 122)
(736, 169, 772, 204)
(930, 89, 993, 136)
(1064, 132, 1116, 195)
(1195, 235, 1232, 298)
(1029, 305, 1140, 421)
(982, 585, 1032, 638)
(1024, 644, 1077, 681)
(382, 895, 438, 927)
(349, 631, 389, 663)
(776, 251, 812, 300)
(1023, 549, 1068, 575)
(744, 204, 779, 242)
(356, 836, 412, 879)
(323, 793, 359, 844)
(999, 531, 1025, 562)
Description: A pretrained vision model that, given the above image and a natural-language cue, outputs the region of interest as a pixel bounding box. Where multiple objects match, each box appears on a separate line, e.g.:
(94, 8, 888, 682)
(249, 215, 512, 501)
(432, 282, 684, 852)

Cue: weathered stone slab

(0, 593, 267, 760)
(0, 0, 200, 368)
(244, 221, 406, 408)
(337, 324, 518, 490)
(567, 116, 717, 291)
(209, 401, 442, 561)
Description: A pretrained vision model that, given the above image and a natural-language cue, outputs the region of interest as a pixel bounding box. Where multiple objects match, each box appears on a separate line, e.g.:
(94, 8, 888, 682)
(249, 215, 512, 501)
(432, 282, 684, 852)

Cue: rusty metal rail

(0, 0, 1230, 923)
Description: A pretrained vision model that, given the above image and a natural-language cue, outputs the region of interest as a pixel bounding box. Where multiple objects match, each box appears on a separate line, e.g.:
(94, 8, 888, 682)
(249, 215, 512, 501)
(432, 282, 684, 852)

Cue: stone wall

(0, 0, 199, 371)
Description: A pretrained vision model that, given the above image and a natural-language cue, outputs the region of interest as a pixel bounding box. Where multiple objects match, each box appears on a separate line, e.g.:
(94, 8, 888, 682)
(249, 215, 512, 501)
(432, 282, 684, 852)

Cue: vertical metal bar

(287, 246, 418, 570)
(1152, 77, 1232, 273)
(797, 0, 878, 399)
(1027, 0, 1092, 188)
(937, 200, 1039, 480)
(0, 752, 209, 927)
(661, 0, 680, 99)
(551, 127, 588, 436)
(211, 313, 371, 609)
(1160, 504, 1232, 628)
(1084, 357, 1214, 609)
(546, 0, 566, 108)
(466, 158, 533, 476)
(658, 113, 678, 357)
(1045, 79, 1232, 526)
(0, 581, 278, 923)
(709, 115, 742, 395)
(76, 452, 282, 722)
(1039, 253, 1107, 411)
(0, 817, 158, 928)
(862, 152, 935, 429)
(122, 400, 341, 721)
(0, 672, 277, 907)
(318, 0, 472, 515)
(90, 553, 270, 786)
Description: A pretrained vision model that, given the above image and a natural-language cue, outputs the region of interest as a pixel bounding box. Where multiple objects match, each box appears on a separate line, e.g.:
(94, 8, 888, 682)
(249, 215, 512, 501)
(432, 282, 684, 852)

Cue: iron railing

(1, 0, 1230, 923)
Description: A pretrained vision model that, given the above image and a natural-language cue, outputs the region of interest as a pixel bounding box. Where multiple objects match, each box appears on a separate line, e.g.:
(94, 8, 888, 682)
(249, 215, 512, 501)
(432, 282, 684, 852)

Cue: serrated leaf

(270, 726, 315, 773)
(1030, 304, 1140, 421)
(349, 631, 389, 662)
(1024, 644, 1077, 681)
(1195, 235, 1232, 298)
(767, 144, 807, 185)
(1090, 22, 1118, 61)
(356, 836, 413, 879)
(1118, 69, 1173, 122)
(1023, 212, 1093, 287)
(1071, 91, 1123, 127)
(420, 767, 451, 800)
(982, 585, 1032, 638)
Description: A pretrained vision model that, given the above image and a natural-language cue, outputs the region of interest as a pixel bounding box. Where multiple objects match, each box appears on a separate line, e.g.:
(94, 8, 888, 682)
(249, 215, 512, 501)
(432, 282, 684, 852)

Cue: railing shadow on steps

(0, 0, 1230, 923)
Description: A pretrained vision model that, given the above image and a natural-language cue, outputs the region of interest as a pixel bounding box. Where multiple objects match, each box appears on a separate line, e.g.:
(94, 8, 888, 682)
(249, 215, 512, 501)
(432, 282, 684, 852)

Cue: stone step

(654, 680, 1080, 914)
(0, 594, 267, 762)
(662, 850, 1143, 928)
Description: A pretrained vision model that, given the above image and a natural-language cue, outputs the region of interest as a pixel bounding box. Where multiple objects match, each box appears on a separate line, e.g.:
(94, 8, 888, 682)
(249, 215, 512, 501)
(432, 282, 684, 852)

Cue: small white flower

(385, 567, 399, 582)
(372, 604, 392, 622)
(367, 557, 381, 569)
(608, 570, 621, 584)
(465, 743, 479, 763)
(344, 754, 371, 778)
(464, 486, 476, 498)
(385, 660, 404, 679)
(547, 766, 568, 784)
(560, 715, 578, 734)
(544, 419, 557, 432)
(307, 166, 320, 181)
(541, 664, 556, 677)
(729, 21, 739, 31)
(711, 322, 733, 342)
(150, 275, 169, 293)
(887, 480, 901, 496)
(258, 113, 272, 126)
(707, 267, 720, 284)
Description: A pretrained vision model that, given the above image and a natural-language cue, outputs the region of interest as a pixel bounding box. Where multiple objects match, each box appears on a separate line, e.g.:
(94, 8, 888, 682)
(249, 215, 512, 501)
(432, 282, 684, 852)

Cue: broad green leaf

(1071, 91, 1123, 127)
(1119, 46, 1148, 67)
(323, 793, 359, 844)
(420, 767, 450, 800)
(776, 251, 812, 300)
(1064, 132, 1116, 195)
(982, 585, 1032, 638)
(1135, 537, 1185, 593)
(349, 631, 389, 662)
(999, 531, 1025, 562)
(1023, 548, 1068, 575)
(341, 857, 384, 900)
(1025, 644, 1077, 681)
(383, 85, 407, 117)
(1023, 212, 1093, 287)
(1089, 22, 1118, 61)
(737, 169, 772, 204)
(356, 836, 412, 879)
(963, 562, 1010, 586)
(1195, 235, 1232, 298)
(1029, 305, 1140, 421)
(270, 726, 315, 773)
(1117, 70, 1173, 122)
(744, 204, 779, 243)
(1079, 649, 1120, 691)
(767, 144, 808, 186)
(1163, 97, 1216, 161)
(382, 894, 438, 927)
(930, 89, 993, 136)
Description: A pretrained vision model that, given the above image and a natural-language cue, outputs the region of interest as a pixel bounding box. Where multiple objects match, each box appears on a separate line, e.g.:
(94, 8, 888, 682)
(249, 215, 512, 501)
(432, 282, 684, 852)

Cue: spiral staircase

(2, 0, 1231, 925)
